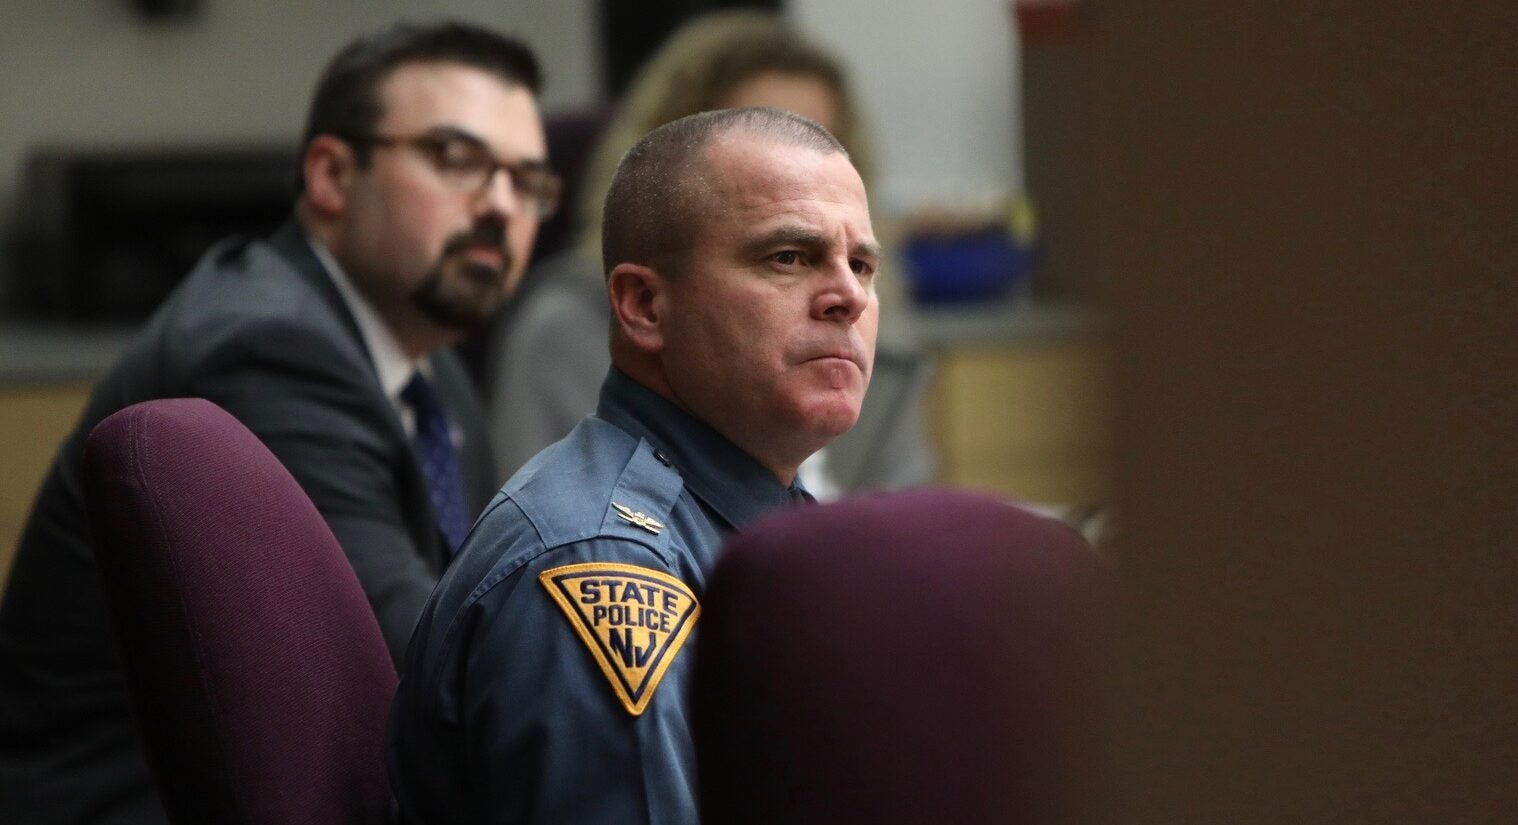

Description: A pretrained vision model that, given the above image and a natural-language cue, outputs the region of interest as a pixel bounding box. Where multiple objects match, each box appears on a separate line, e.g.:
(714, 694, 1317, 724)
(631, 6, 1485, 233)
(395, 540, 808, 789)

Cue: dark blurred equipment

(83, 398, 396, 825)
(525, 106, 613, 267)
(1014, 0, 1095, 301)
(693, 488, 1110, 825)
(127, 0, 203, 23)
(8, 145, 294, 320)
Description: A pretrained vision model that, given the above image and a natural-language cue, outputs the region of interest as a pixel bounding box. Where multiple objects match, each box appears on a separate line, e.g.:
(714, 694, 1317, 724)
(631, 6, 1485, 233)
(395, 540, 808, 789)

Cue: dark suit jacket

(0, 219, 496, 824)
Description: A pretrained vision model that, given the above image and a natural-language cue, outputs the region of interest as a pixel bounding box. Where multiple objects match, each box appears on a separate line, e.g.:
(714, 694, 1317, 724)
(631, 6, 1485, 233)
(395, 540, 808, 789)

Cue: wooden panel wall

(1095, 2, 1516, 823)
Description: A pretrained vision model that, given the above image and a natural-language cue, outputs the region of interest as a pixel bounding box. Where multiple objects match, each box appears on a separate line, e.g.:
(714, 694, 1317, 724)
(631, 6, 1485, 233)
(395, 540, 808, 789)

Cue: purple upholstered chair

(693, 488, 1110, 825)
(83, 398, 396, 825)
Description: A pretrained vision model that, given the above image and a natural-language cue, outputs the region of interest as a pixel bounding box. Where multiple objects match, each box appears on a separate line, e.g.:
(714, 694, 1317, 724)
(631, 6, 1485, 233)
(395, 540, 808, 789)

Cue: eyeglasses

(362, 129, 562, 219)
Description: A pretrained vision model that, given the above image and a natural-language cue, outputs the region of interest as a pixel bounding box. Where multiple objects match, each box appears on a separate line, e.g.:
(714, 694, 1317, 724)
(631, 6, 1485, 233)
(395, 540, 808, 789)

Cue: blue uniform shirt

(388, 368, 809, 824)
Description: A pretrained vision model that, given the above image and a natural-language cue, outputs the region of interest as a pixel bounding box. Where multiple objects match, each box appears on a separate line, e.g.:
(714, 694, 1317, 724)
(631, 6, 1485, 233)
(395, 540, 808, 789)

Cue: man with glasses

(0, 20, 552, 823)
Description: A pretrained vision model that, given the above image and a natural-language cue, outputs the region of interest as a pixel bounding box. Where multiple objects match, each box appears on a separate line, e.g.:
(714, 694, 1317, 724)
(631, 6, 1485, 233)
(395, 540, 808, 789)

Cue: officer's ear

(608, 262, 666, 354)
(302, 134, 358, 217)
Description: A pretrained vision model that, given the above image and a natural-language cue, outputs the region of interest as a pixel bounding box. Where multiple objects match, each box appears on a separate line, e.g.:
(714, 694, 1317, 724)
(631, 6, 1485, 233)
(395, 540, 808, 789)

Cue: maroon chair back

(694, 488, 1110, 825)
(83, 398, 396, 825)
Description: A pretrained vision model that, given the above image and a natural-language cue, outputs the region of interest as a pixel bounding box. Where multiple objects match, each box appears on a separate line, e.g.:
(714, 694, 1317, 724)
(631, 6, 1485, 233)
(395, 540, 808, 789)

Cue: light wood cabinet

(0, 384, 91, 582)
(923, 335, 1107, 508)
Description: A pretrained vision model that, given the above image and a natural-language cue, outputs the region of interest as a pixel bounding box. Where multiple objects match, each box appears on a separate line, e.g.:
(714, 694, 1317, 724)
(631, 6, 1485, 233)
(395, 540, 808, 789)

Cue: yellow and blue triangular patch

(539, 562, 700, 716)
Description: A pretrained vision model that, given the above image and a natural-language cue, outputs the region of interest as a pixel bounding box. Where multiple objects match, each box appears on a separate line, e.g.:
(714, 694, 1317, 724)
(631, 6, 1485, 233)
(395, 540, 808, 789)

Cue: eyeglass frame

(353, 126, 562, 219)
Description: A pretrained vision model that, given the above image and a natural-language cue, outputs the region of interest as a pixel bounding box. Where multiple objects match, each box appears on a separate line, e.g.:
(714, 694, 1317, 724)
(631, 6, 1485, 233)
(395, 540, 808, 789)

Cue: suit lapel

(270, 218, 452, 569)
(269, 219, 368, 358)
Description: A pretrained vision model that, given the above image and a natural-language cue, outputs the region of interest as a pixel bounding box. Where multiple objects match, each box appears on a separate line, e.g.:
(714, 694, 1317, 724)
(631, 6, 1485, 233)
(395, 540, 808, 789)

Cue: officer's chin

(794, 393, 864, 441)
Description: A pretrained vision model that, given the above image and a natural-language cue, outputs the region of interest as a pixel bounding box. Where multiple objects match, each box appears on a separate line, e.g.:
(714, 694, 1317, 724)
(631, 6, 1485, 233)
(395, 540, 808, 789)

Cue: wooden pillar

(1094, 2, 1517, 822)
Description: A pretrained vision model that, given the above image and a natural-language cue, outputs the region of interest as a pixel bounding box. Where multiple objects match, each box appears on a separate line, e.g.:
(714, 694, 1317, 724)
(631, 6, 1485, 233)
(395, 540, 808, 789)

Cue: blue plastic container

(903, 230, 1033, 305)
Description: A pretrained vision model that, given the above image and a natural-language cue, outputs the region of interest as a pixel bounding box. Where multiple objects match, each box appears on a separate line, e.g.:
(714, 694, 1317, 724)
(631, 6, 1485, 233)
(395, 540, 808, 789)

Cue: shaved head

(601, 107, 847, 279)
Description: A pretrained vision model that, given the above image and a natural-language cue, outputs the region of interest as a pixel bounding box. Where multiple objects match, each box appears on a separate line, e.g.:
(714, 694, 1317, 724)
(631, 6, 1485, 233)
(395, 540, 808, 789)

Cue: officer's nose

(812, 257, 870, 324)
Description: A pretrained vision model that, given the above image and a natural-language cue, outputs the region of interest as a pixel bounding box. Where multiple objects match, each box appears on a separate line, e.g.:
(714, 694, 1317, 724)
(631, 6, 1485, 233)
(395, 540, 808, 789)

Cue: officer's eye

(849, 257, 875, 276)
(772, 250, 802, 266)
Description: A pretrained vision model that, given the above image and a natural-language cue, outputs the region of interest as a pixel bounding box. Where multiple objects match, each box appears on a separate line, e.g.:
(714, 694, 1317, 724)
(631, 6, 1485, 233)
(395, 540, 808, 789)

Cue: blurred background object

(9, 145, 292, 320)
(900, 199, 1038, 306)
(1014, 0, 1093, 302)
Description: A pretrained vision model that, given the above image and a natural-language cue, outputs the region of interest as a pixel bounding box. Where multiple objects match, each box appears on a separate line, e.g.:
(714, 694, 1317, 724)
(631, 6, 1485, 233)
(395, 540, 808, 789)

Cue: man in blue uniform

(388, 106, 882, 824)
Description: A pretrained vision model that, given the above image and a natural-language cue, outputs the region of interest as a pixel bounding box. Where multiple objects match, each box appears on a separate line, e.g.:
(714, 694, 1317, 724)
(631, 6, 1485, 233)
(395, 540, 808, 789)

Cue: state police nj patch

(539, 562, 701, 716)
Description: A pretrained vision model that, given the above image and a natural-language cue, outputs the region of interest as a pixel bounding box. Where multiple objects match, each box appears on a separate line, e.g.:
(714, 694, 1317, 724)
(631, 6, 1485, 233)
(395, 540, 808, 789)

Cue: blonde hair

(578, 9, 873, 259)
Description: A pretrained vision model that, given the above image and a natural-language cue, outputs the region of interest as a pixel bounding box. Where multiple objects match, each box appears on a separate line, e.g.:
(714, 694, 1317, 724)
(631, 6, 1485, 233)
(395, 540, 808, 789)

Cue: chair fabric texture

(82, 397, 396, 825)
(693, 488, 1110, 825)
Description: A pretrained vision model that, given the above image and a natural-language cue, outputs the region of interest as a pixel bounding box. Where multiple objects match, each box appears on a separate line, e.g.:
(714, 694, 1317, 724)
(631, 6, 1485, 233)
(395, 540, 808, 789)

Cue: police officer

(387, 106, 881, 824)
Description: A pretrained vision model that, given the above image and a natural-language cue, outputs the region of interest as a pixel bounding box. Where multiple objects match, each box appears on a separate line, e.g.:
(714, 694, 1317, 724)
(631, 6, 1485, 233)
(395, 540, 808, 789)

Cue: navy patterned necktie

(401, 372, 470, 554)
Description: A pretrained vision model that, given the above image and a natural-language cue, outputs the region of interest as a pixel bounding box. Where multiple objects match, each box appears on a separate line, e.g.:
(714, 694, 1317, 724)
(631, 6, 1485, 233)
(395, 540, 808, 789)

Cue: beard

(409, 221, 516, 331)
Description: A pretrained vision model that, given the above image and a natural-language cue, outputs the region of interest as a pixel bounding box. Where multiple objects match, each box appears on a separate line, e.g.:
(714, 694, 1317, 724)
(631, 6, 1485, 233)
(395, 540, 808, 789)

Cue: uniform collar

(596, 368, 807, 530)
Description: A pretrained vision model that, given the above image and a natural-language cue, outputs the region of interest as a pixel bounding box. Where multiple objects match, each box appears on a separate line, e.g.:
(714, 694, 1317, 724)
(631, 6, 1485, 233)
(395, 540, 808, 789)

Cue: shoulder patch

(539, 562, 700, 716)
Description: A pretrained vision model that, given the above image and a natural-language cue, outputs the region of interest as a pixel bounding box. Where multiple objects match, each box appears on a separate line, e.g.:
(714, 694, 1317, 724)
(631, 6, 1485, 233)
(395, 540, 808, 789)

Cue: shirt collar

(596, 368, 807, 530)
(306, 234, 420, 402)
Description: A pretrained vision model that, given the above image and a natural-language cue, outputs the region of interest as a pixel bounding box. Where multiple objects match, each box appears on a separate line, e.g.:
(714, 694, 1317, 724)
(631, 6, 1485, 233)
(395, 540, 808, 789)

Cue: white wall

(791, 0, 1023, 217)
(0, 0, 600, 225)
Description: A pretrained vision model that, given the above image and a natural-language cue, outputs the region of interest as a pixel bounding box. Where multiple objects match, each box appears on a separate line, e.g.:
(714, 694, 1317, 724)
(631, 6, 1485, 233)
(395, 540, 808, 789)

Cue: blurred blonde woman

(487, 10, 933, 493)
